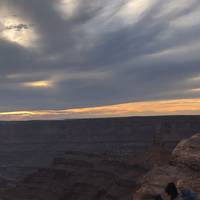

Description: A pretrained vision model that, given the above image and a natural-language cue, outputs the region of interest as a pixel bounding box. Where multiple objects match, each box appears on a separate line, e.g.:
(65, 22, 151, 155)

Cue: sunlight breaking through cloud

(0, 16, 38, 47)
(118, 0, 154, 24)
(21, 81, 55, 89)
(55, 0, 78, 19)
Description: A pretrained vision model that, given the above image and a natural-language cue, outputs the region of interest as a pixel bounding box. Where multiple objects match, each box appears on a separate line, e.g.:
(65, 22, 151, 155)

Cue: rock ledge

(133, 133, 200, 200)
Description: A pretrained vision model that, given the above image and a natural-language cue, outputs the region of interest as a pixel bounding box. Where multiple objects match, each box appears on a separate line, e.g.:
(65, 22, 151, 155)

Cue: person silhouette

(165, 182, 179, 200)
(165, 181, 198, 200)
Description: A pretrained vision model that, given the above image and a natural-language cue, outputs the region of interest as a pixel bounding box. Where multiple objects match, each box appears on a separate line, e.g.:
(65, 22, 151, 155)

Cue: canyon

(0, 116, 199, 199)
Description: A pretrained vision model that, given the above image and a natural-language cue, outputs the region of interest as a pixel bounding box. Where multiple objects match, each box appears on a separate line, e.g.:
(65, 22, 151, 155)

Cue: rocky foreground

(134, 133, 200, 199)
(0, 133, 199, 200)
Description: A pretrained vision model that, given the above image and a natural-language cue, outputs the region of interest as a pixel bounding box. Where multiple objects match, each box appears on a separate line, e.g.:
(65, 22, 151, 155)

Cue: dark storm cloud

(0, 0, 200, 112)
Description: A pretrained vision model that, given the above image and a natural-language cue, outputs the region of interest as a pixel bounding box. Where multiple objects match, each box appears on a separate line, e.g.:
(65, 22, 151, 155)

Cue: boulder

(171, 133, 200, 171)
(133, 133, 200, 200)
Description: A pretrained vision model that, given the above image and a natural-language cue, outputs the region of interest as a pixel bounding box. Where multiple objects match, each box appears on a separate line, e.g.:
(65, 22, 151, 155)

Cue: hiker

(165, 182, 179, 200)
(165, 182, 198, 200)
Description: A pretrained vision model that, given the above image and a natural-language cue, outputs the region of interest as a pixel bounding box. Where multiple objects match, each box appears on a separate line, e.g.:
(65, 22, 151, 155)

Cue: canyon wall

(0, 116, 200, 178)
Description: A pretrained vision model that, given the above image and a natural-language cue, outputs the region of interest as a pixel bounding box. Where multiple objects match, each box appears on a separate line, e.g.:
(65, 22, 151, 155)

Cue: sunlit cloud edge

(0, 98, 200, 121)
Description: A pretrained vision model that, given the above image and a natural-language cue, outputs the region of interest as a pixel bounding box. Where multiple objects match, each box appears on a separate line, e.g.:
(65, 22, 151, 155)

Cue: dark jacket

(180, 189, 198, 200)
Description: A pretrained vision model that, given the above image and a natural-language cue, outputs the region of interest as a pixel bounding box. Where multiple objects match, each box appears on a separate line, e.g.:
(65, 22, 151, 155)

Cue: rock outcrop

(171, 134, 200, 171)
(133, 133, 200, 199)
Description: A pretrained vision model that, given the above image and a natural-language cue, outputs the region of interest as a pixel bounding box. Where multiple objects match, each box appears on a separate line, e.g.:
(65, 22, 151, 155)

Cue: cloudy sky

(0, 0, 200, 120)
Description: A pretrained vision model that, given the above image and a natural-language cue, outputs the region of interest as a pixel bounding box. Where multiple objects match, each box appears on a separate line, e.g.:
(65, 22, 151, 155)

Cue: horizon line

(0, 98, 200, 121)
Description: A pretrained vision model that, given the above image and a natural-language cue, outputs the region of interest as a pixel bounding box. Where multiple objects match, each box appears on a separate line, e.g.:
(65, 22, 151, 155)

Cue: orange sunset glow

(0, 98, 200, 121)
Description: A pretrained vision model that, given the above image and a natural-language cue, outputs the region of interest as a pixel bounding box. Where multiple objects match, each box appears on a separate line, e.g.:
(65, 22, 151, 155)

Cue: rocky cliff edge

(133, 133, 200, 200)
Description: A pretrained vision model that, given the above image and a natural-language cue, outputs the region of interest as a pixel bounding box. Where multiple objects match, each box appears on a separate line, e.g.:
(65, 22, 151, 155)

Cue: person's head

(177, 179, 186, 191)
(165, 182, 178, 199)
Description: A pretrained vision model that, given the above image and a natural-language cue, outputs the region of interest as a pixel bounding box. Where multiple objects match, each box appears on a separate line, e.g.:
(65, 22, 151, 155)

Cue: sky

(0, 0, 200, 120)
